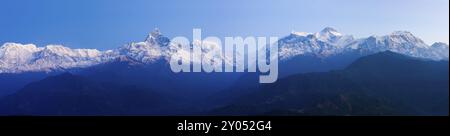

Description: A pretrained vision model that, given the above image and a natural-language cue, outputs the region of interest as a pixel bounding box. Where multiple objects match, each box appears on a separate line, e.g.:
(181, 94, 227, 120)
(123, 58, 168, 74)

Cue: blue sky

(0, 0, 448, 50)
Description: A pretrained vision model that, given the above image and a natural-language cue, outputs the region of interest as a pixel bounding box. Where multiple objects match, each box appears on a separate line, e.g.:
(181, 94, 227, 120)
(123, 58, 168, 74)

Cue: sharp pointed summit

(313, 27, 344, 43)
(151, 28, 161, 36)
(319, 27, 342, 36)
(321, 27, 340, 34)
(145, 28, 170, 47)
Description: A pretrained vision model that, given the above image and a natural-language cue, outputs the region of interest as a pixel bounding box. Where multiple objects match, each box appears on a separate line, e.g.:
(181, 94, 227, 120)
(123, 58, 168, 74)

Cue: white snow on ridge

(0, 43, 104, 73)
(291, 31, 311, 37)
(279, 27, 449, 61)
(1, 27, 449, 73)
(279, 27, 355, 59)
(0, 29, 237, 73)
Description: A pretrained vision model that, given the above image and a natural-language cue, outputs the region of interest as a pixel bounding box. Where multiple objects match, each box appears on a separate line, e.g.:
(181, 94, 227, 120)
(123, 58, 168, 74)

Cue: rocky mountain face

(1, 27, 448, 74)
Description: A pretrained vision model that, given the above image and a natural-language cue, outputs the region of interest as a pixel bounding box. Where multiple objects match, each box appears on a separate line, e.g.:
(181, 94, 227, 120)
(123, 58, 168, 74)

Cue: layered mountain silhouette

(0, 51, 447, 115)
(0, 28, 448, 115)
(0, 72, 186, 115)
(212, 51, 449, 115)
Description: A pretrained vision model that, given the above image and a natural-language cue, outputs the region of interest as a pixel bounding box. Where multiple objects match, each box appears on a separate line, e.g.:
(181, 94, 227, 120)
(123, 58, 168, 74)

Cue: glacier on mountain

(0, 27, 449, 73)
(0, 43, 103, 73)
(279, 27, 449, 61)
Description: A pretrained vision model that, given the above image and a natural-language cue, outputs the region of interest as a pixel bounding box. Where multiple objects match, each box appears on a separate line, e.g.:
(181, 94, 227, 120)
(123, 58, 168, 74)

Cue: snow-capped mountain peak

(0, 43, 104, 73)
(39, 45, 101, 58)
(279, 27, 448, 60)
(0, 43, 40, 67)
(279, 27, 353, 59)
(145, 28, 170, 47)
(319, 27, 342, 36)
(430, 42, 449, 60)
(1, 42, 39, 50)
(0, 43, 39, 57)
(105, 29, 173, 64)
(386, 31, 427, 47)
(315, 27, 343, 42)
(431, 42, 449, 48)
(115, 41, 163, 63)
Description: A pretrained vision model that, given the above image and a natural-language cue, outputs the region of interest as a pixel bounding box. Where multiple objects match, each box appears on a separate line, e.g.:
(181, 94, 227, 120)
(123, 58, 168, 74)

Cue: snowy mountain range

(0, 43, 103, 73)
(1, 27, 448, 73)
(279, 27, 449, 60)
(0, 29, 172, 73)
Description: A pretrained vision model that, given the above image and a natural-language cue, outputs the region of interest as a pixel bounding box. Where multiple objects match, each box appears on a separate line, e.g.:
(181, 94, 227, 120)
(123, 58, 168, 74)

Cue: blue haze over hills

(0, 27, 448, 115)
